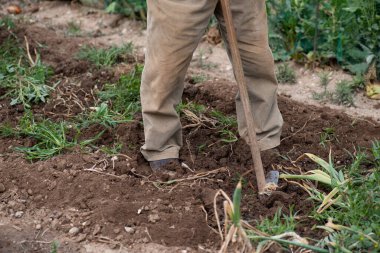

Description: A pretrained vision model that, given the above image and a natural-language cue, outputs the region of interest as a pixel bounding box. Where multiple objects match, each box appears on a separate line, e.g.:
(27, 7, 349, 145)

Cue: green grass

(98, 64, 142, 116)
(4, 112, 101, 160)
(189, 74, 208, 84)
(76, 43, 133, 68)
(66, 21, 82, 37)
(0, 37, 53, 108)
(255, 207, 297, 236)
(80, 102, 131, 128)
(276, 63, 297, 84)
(176, 101, 207, 115)
(333, 80, 355, 107)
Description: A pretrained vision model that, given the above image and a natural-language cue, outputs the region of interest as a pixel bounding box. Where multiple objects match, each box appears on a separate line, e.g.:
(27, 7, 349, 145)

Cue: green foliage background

(104, 0, 380, 78)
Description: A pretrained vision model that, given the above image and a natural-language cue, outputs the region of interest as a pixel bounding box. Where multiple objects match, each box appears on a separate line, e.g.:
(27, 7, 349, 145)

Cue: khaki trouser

(140, 0, 283, 161)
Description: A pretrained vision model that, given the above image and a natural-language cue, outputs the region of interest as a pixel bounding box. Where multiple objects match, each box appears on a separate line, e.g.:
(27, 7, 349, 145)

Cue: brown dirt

(1, 13, 380, 253)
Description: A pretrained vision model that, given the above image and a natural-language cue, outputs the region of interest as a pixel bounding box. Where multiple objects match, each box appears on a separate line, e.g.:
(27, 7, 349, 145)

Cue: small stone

(82, 220, 91, 227)
(93, 224, 101, 236)
(115, 234, 123, 241)
(15, 211, 24, 218)
(68, 227, 80, 236)
(27, 189, 33, 196)
(36, 224, 42, 230)
(113, 228, 121, 234)
(75, 233, 87, 243)
(142, 237, 149, 243)
(0, 183, 5, 193)
(148, 214, 160, 223)
(124, 226, 135, 234)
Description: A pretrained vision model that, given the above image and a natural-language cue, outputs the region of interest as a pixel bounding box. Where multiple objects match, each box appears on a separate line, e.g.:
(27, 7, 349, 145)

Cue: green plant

(333, 80, 355, 106)
(0, 37, 53, 108)
(66, 21, 82, 36)
(319, 127, 337, 147)
(176, 101, 206, 115)
(276, 63, 297, 84)
(106, 0, 147, 20)
(0, 16, 15, 30)
(189, 74, 208, 84)
(280, 149, 380, 252)
(10, 112, 100, 160)
(210, 110, 238, 143)
(266, 0, 380, 78)
(256, 207, 297, 236)
(77, 43, 133, 67)
(81, 102, 131, 128)
(50, 241, 59, 253)
(98, 64, 142, 116)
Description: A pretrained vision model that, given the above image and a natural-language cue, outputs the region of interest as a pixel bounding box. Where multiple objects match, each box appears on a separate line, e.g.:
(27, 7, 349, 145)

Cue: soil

(1, 2, 380, 253)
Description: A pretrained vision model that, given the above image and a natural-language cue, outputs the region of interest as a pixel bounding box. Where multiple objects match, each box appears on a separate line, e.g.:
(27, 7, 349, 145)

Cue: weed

(0, 123, 16, 137)
(319, 72, 331, 88)
(100, 142, 123, 155)
(281, 150, 380, 252)
(80, 102, 131, 128)
(9, 112, 100, 160)
(77, 43, 133, 68)
(210, 110, 238, 144)
(319, 127, 337, 147)
(66, 21, 82, 36)
(0, 37, 53, 108)
(0, 16, 15, 30)
(256, 207, 297, 236)
(106, 0, 147, 20)
(50, 241, 59, 253)
(176, 101, 206, 115)
(276, 63, 296, 84)
(333, 80, 355, 107)
(98, 64, 142, 116)
(189, 74, 208, 84)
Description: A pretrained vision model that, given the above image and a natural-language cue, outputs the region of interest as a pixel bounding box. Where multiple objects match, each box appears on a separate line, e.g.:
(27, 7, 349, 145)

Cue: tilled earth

(0, 16, 379, 253)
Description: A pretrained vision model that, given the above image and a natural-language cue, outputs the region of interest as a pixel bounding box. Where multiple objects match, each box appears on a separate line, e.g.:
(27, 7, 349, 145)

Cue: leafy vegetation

(280, 148, 380, 252)
(98, 64, 143, 116)
(76, 43, 133, 68)
(106, 0, 147, 20)
(2, 112, 101, 160)
(266, 0, 380, 78)
(0, 36, 53, 108)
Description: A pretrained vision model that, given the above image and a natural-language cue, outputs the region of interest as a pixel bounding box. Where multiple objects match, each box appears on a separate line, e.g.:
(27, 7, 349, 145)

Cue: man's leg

(215, 0, 283, 151)
(141, 0, 218, 161)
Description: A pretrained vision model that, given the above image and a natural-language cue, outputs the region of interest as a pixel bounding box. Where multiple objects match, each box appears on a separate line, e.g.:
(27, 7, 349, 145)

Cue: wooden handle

(220, 0, 266, 193)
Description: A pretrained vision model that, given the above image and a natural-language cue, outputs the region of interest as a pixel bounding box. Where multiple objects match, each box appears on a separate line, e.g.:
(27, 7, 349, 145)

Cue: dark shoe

(149, 158, 179, 171)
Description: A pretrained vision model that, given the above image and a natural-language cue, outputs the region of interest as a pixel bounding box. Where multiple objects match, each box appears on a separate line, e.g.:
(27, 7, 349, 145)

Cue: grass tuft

(276, 63, 297, 84)
(77, 43, 133, 68)
(98, 64, 143, 116)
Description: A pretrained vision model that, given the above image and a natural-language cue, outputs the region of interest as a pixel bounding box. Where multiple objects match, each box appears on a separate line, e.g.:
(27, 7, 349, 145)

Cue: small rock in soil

(0, 183, 6, 193)
(36, 224, 42, 230)
(69, 227, 81, 236)
(14, 211, 24, 218)
(75, 234, 87, 243)
(113, 228, 121, 234)
(124, 226, 135, 234)
(27, 189, 33, 196)
(148, 214, 160, 223)
(142, 237, 149, 243)
(93, 224, 101, 235)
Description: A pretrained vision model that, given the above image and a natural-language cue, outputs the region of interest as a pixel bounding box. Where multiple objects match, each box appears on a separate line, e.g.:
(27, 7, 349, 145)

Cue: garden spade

(220, 0, 279, 194)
